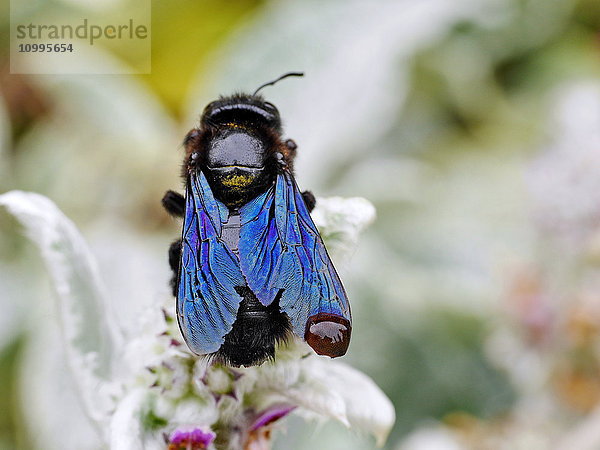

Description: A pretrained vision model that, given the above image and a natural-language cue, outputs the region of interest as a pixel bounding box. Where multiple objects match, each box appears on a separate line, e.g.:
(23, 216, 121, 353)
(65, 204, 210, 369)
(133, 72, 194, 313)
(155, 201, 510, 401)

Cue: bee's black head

(186, 73, 304, 207)
(200, 72, 304, 133)
(201, 94, 282, 132)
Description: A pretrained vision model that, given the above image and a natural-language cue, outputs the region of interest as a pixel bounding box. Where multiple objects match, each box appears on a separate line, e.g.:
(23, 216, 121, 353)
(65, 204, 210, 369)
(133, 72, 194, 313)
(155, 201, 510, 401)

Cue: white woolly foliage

(312, 196, 376, 261)
(1, 190, 393, 449)
(0, 191, 122, 428)
(243, 356, 395, 447)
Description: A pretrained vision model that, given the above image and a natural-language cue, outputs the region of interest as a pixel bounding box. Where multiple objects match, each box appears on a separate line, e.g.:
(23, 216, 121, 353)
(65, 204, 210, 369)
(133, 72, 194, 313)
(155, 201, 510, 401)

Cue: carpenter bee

(162, 73, 351, 367)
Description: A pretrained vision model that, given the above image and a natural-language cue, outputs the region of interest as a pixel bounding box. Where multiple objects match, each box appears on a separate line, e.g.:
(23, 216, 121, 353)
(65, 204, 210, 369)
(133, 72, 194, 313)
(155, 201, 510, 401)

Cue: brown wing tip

(304, 313, 351, 357)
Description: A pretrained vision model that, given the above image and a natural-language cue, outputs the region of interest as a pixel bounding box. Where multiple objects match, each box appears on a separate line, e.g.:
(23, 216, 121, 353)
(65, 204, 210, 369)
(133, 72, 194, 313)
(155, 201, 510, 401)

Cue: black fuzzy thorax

(181, 121, 290, 208)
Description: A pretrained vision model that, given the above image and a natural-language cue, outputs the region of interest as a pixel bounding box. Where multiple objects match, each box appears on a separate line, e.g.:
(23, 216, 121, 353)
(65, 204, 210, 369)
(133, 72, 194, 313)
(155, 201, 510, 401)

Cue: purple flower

(250, 405, 296, 432)
(168, 427, 215, 449)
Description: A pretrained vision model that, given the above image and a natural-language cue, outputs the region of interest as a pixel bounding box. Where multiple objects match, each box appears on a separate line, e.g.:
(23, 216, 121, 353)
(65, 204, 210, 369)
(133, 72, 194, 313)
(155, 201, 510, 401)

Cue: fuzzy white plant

(0, 190, 393, 450)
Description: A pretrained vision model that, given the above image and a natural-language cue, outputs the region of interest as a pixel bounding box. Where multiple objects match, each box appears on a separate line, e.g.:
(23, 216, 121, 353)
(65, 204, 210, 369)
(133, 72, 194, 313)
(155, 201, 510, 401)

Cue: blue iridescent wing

(239, 171, 351, 354)
(177, 171, 245, 355)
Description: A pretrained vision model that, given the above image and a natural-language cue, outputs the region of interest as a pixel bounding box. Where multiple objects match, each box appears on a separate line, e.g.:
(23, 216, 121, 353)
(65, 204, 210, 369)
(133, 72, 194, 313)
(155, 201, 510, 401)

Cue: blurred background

(1, 0, 600, 448)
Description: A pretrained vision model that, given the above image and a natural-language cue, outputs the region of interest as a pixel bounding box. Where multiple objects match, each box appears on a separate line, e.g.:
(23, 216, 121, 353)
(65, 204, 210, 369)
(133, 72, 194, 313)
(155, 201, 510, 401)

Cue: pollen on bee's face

(221, 173, 255, 189)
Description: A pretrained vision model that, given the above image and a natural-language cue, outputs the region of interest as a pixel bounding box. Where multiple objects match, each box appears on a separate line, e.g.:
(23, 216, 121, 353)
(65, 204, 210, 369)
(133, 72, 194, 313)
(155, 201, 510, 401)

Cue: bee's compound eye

(262, 101, 278, 113)
(304, 313, 351, 358)
(203, 101, 219, 118)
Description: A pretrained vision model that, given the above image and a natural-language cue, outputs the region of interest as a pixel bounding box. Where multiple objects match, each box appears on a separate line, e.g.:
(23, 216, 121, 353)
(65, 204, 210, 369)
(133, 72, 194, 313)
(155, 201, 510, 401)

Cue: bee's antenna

(253, 72, 304, 96)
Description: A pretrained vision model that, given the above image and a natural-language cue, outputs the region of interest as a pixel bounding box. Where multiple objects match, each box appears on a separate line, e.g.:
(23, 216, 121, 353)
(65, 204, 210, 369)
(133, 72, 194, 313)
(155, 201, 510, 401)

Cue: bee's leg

(168, 239, 181, 297)
(302, 190, 316, 212)
(162, 190, 185, 218)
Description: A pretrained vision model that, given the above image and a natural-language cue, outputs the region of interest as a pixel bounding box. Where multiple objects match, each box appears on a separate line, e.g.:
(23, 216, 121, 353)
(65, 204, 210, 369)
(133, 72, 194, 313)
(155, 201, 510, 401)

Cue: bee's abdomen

(216, 287, 290, 367)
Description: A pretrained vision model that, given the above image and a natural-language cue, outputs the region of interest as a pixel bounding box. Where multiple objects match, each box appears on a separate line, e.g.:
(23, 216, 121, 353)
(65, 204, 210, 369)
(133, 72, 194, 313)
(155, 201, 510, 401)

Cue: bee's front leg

(162, 190, 185, 218)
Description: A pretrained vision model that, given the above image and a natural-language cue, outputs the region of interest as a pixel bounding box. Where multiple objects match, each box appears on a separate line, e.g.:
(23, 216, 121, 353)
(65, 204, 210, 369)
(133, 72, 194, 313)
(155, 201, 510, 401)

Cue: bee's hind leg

(168, 239, 181, 296)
